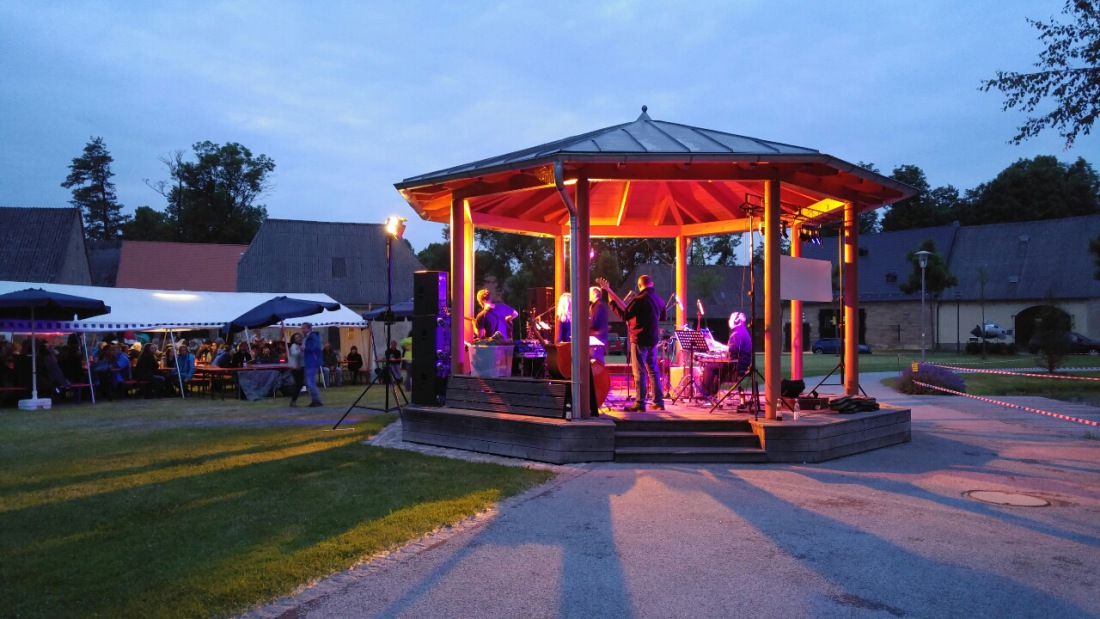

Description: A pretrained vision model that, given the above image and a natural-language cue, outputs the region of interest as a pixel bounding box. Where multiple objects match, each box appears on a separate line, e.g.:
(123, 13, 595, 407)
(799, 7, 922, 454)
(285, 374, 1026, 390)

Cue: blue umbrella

(0, 288, 110, 406)
(222, 296, 341, 336)
(362, 299, 415, 321)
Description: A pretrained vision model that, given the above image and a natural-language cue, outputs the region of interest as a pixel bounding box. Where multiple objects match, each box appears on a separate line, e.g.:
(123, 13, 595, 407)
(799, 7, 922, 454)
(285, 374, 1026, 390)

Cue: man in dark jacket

(598, 275, 676, 412)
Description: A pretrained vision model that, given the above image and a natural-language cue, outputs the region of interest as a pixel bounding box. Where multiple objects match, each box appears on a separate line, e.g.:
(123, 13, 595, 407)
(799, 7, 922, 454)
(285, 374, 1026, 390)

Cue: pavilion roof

(396, 108, 917, 238)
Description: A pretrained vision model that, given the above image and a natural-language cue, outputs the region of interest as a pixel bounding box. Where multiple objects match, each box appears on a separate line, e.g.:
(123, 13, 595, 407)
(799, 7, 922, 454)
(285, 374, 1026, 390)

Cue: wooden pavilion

(394, 108, 916, 462)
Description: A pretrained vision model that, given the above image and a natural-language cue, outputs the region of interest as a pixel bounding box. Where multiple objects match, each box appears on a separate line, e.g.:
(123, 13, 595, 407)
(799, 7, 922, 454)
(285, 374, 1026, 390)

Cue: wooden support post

(675, 236, 688, 329)
(843, 201, 860, 394)
(790, 222, 803, 381)
(554, 234, 566, 301)
(763, 179, 781, 420)
(451, 196, 474, 374)
(572, 179, 592, 419)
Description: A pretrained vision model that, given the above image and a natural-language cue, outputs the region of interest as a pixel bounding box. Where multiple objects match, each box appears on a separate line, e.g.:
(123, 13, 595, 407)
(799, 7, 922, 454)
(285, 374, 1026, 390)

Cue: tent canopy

(0, 280, 367, 333)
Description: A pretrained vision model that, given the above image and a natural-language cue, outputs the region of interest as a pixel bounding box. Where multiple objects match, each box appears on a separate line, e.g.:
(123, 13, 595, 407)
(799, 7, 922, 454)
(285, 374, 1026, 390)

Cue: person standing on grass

(287, 333, 304, 406)
(301, 322, 324, 407)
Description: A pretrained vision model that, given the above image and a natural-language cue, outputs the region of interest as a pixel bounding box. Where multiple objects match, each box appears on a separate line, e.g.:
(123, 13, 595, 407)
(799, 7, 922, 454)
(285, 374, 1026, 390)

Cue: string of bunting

(931, 364, 1100, 382)
(911, 380, 1100, 427)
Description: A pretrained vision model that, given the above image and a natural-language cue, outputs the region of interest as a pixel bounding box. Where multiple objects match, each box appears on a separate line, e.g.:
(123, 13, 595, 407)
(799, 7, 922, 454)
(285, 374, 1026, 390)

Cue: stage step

(615, 430, 760, 449)
(611, 418, 766, 463)
(614, 446, 769, 463)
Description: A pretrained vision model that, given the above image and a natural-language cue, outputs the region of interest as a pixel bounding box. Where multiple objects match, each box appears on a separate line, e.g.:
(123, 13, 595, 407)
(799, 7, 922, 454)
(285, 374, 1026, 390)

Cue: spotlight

(385, 216, 407, 239)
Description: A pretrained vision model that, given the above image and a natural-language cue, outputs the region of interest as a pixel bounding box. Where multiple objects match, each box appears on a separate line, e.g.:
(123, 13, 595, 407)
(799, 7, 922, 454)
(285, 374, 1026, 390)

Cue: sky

(1, 0, 1095, 259)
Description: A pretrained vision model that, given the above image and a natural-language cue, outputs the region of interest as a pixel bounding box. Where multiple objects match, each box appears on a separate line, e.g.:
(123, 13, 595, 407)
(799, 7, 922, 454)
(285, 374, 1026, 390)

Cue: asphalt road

(245, 372, 1100, 619)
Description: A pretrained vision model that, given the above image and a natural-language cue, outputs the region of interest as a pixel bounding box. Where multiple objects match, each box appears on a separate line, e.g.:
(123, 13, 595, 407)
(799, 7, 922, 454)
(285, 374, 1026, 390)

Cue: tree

(122, 206, 173, 241)
(900, 239, 958, 352)
(1034, 292, 1072, 372)
(148, 142, 274, 244)
(981, 0, 1100, 146)
(61, 136, 129, 239)
(957, 155, 1100, 225)
(689, 234, 742, 265)
(416, 241, 451, 272)
(880, 165, 960, 231)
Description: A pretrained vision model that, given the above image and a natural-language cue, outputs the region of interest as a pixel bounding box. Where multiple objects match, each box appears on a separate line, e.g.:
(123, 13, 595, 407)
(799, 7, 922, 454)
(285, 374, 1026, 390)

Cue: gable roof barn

(948, 214, 1100, 301)
(801, 224, 961, 302)
(115, 240, 248, 291)
(86, 239, 122, 287)
(236, 219, 426, 306)
(0, 206, 91, 285)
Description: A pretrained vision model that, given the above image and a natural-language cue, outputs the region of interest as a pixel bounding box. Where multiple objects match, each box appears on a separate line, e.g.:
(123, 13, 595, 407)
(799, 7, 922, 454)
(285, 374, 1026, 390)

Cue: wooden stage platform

(399, 393, 911, 464)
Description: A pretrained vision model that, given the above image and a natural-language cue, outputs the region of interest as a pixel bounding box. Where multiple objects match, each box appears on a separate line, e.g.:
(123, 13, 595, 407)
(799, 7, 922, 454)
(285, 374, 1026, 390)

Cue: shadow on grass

(0, 441, 550, 619)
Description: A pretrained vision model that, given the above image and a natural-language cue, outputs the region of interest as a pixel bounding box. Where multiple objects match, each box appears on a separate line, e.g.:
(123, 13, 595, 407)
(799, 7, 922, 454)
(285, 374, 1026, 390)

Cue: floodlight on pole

(385, 216, 407, 240)
(915, 250, 932, 363)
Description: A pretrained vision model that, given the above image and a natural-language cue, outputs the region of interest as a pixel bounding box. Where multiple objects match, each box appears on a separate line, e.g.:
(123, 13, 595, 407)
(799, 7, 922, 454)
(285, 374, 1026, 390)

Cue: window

(331, 257, 346, 278)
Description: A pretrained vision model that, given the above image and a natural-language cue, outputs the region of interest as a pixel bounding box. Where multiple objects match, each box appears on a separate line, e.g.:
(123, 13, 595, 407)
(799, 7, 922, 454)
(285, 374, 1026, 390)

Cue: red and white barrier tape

(911, 380, 1100, 427)
(931, 364, 1100, 382)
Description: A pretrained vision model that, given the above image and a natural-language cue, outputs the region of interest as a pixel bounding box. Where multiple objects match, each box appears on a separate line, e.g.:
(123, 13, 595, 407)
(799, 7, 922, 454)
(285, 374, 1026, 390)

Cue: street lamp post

(915, 251, 931, 363)
(955, 292, 962, 353)
(333, 216, 408, 430)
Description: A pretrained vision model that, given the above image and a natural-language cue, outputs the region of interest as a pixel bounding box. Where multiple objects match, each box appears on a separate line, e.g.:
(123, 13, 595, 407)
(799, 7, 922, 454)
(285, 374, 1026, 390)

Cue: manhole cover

(965, 490, 1050, 507)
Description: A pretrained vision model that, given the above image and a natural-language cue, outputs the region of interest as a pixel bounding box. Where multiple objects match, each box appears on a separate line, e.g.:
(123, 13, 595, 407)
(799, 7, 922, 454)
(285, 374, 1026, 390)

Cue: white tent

(0, 281, 369, 333)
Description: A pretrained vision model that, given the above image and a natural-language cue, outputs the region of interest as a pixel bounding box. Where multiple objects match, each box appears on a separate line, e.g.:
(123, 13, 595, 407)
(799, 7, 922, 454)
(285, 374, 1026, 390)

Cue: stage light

(385, 216, 407, 239)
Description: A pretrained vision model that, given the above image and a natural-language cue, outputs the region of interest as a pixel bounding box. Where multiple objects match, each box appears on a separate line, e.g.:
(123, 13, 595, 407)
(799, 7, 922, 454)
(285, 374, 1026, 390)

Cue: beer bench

(444, 375, 571, 418)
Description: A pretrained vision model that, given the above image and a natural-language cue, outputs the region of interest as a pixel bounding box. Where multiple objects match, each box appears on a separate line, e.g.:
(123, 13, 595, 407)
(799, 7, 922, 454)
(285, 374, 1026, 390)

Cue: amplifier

(514, 339, 546, 358)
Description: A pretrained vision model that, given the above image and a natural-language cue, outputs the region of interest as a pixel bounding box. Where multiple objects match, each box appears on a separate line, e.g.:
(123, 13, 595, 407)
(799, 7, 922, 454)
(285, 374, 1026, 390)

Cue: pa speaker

(411, 314, 450, 406)
(526, 286, 553, 323)
(413, 271, 448, 317)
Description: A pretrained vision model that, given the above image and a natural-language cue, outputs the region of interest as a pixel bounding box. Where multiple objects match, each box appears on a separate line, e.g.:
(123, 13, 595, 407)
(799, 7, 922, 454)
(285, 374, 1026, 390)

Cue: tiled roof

(236, 219, 426, 306)
(798, 214, 1100, 302)
(0, 206, 90, 284)
(948, 214, 1100, 301)
(115, 240, 248, 291)
(801, 225, 961, 301)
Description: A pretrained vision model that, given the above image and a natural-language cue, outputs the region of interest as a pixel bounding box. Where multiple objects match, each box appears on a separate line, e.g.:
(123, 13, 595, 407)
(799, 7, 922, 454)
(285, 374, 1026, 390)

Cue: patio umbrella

(221, 296, 342, 336)
(0, 288, 110, 409)
(361, 299, 415, 321)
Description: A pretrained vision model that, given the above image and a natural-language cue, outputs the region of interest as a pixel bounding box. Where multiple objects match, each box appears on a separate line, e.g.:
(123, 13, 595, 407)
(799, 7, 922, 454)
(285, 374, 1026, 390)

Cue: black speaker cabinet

(413, 270, 448, 317)
(411, 315, 450, 406)
(526, 286, 553, 320)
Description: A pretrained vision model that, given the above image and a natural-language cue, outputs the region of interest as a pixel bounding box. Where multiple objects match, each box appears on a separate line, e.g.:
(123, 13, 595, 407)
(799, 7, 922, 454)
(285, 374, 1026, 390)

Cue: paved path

(244, 373, 1100, 619)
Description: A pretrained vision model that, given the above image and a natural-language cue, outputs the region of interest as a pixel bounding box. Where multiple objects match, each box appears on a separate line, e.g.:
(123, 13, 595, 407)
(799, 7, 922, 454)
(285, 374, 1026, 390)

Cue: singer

(597, 275, 678, 412)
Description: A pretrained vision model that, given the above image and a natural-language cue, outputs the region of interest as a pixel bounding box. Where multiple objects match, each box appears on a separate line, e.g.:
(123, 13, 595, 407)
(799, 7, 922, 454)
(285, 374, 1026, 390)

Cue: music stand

(670, 329, 709, 403)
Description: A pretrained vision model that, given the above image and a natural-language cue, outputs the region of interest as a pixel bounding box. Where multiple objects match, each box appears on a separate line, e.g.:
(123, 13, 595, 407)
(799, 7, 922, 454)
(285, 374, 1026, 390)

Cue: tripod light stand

(333, 216, 409, 430)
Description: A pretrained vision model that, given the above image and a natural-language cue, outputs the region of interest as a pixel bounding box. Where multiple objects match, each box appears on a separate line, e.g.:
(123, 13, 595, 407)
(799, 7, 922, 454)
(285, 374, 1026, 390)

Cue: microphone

(696, 299, 705, 316)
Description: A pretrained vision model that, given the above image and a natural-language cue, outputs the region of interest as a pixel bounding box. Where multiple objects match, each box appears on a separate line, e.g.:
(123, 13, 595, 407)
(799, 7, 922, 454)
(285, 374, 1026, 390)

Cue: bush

(965, 341, 1018, 355)
(896, 362, 967, 395)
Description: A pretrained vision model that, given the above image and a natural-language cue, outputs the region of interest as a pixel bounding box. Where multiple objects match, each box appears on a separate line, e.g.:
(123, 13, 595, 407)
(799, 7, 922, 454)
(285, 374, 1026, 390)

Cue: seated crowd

(0, 330, 394, 404)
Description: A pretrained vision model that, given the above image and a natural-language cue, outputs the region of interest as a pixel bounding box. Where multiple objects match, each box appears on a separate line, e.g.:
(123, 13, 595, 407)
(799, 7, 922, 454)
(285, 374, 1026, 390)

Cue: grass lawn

(0, 385, 554, 618)
(869, 351, 1100, 405)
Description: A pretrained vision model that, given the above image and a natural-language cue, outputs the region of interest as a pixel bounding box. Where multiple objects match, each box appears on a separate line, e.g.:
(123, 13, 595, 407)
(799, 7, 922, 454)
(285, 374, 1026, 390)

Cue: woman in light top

(555, 292, 572, 343)
(287, 333, 305, 407)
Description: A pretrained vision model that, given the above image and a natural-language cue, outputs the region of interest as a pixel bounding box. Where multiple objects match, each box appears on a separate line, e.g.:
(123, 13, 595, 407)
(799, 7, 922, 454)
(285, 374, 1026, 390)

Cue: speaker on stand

(411, 271, 450, 406)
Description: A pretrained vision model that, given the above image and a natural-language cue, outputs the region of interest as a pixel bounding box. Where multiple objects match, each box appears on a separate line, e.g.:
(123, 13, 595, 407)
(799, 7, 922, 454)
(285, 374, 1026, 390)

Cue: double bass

(533, 329, 611, 413)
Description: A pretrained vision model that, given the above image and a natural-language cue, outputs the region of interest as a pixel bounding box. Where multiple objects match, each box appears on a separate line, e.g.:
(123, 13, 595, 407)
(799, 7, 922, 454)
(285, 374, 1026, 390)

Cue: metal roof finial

(642, 105, 647, 113)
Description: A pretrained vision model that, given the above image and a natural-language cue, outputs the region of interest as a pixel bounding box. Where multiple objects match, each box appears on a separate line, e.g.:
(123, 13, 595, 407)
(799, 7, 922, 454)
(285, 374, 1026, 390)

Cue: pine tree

(61, 137, 129, 239)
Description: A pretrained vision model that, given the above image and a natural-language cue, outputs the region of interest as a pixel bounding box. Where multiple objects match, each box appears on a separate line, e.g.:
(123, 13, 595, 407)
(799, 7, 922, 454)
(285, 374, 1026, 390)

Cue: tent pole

(79, 315, 96, 404)
(170, 330, 185, 398)
(30, 307, 38, 401)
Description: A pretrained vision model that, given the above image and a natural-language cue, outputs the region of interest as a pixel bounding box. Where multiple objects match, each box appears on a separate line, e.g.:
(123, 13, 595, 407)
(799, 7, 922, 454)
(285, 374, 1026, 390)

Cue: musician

(555, 292, 572, 343)
(598, 275, 678, 412)
(475, 288, 518, 340)
(589, 286, 610, 364)
(703, 311, 753, 397)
